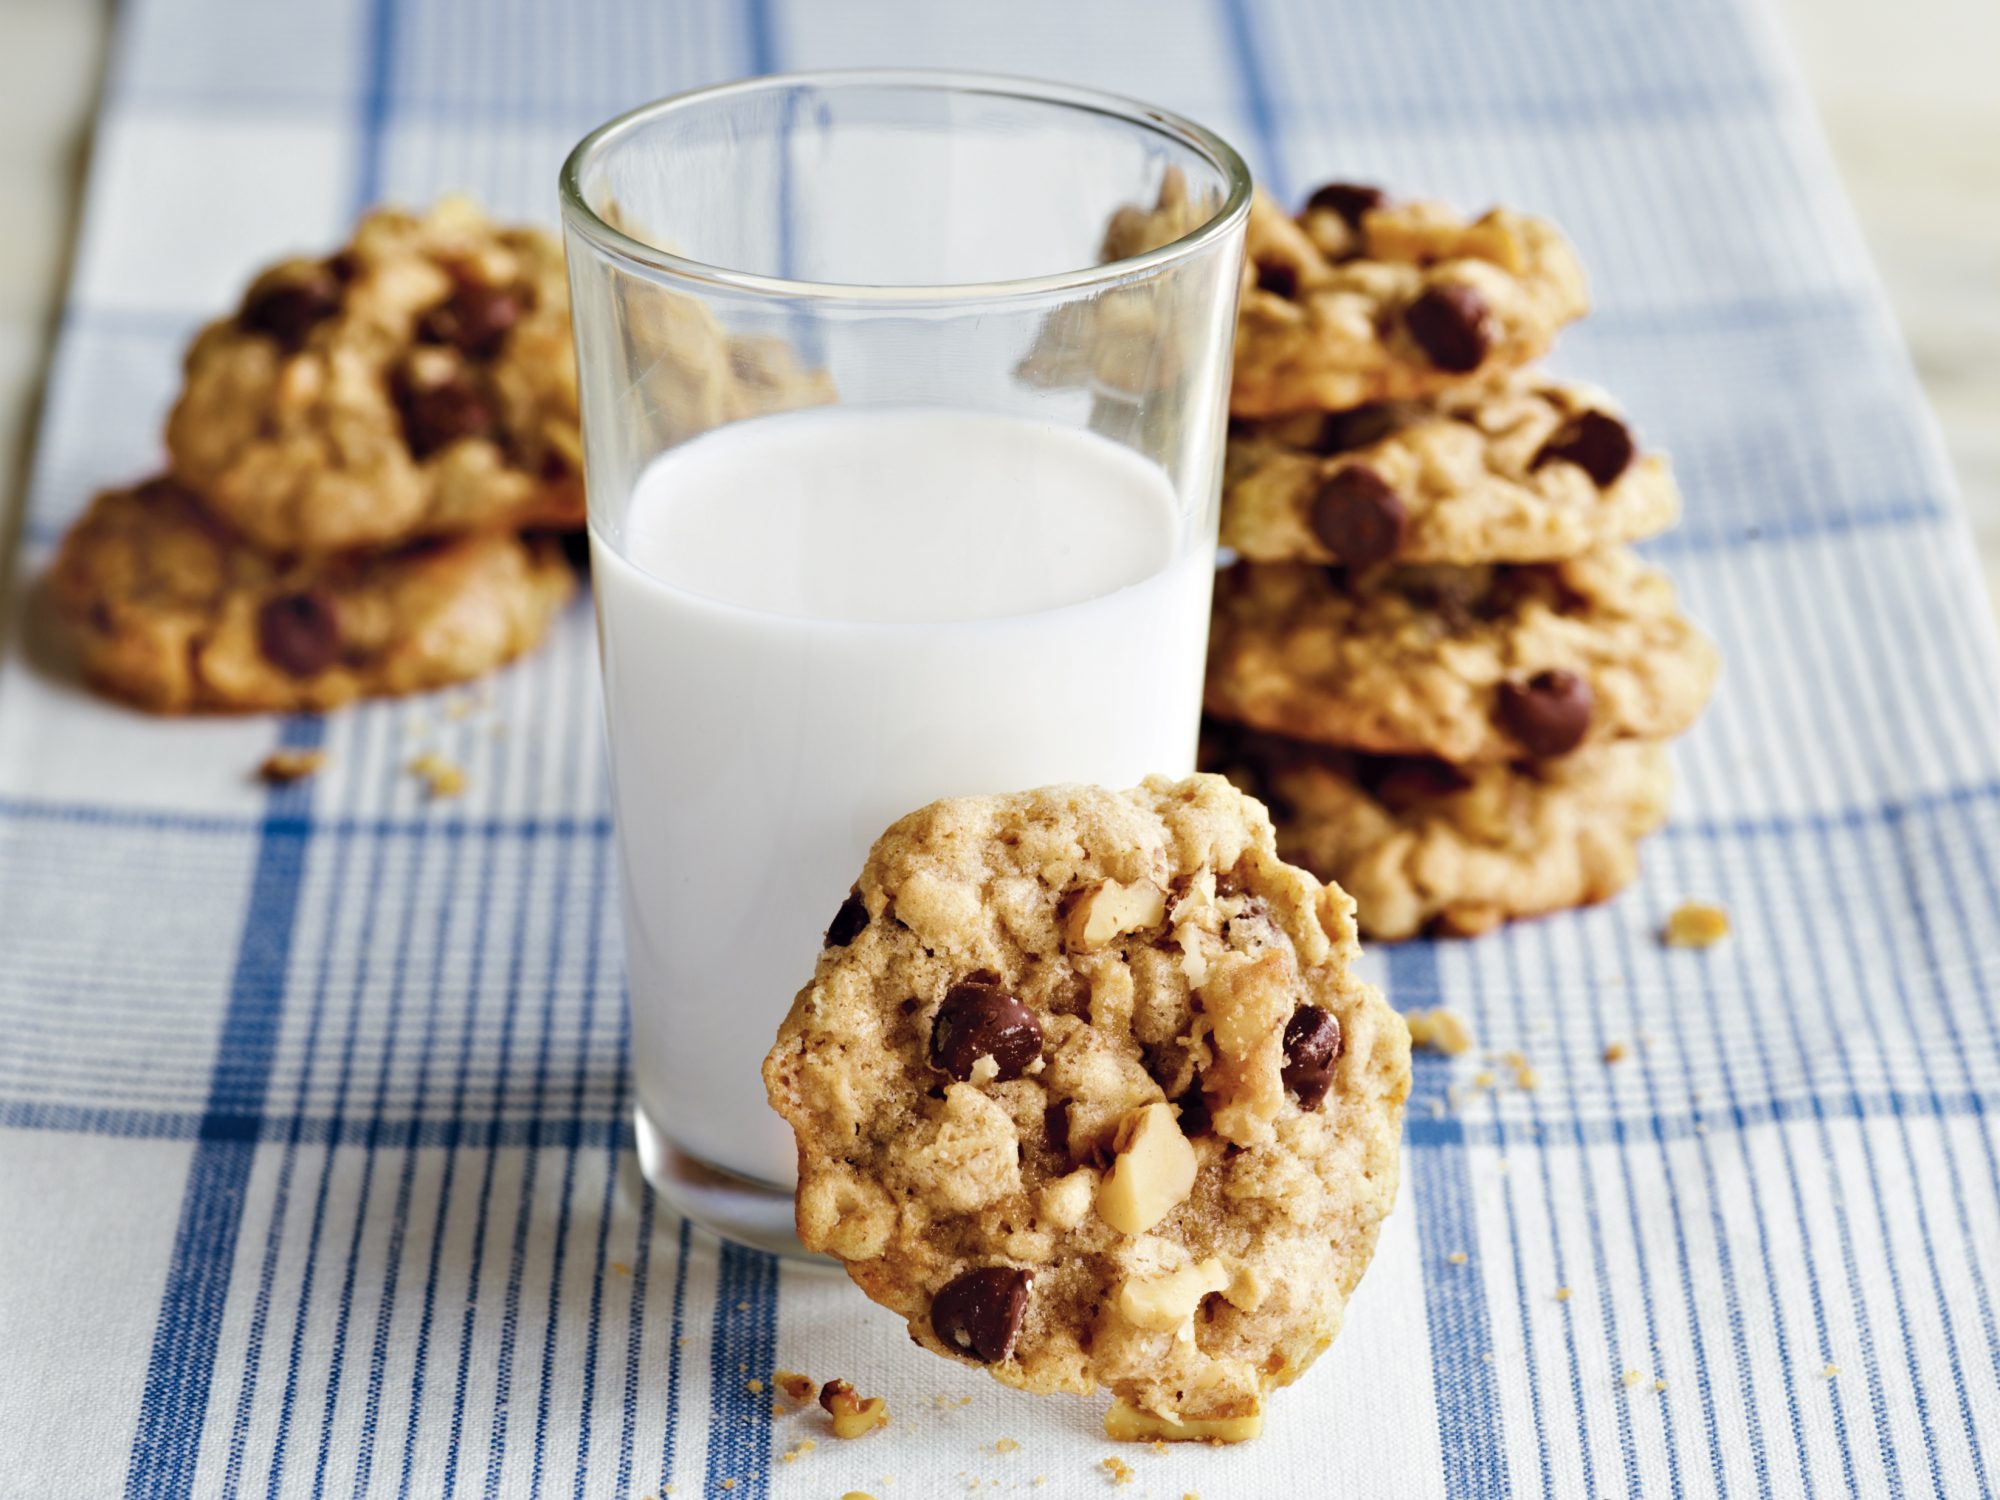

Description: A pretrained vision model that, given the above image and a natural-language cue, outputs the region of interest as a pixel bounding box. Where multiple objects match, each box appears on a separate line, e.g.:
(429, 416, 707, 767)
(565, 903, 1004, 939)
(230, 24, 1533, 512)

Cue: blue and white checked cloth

(4, 1, 1998, 1495)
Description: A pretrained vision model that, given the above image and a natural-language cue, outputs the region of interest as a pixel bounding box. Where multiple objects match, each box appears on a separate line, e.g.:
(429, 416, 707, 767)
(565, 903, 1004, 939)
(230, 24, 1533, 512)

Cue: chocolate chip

(1309, 466, 1408, 569)
(1404, 283, 1494, 373)
(931, 1266, 1032, 1364)
(256, 589, 341, 678)
(1281, 1005, 1343, 1110)
(241, 268, 342, 352)
(824, 890, 869, 947)
(1497, 669, 1593, 757)
(1313, 403, 1405, 455)
(930, 980, 1042, 1083)
(1534, 410, 1635, 487)
(396, 369, 495, 458)
(1304, 182, 1386, 227)
(420, 284, 522, 360)
(1255, 262, 1299, 299)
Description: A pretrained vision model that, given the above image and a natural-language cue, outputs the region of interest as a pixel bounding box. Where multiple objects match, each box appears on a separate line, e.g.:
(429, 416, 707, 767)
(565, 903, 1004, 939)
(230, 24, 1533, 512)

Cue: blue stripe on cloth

(704, 1242, 779, 1499)
(1387, 943, 1511, 1497)
(122, 716, 325, 1500)
(655, 1217, 694, 1495)
(1216, 0, 1286, 191)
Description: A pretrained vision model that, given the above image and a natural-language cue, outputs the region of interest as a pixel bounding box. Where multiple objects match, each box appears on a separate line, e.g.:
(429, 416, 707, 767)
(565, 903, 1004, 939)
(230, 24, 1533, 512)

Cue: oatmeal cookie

(762, 775, 1409, 1440)
(1223, 374, 1677, 567)
(166, 198, 584, 554)
(1232, 183, 1587, 417)
(1206, 724, 1672, 940)
(1205, 551, 1716, 764)
(48, 476, 573, 713)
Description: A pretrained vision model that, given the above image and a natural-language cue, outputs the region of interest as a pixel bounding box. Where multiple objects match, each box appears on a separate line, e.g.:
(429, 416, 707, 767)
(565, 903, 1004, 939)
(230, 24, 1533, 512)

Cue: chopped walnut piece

(1664, 902, 1730, 948)
(1095, 1103, 1197, 1235)
(257, 748, 327, 784)
(820, 1378, 890, 1438)
(1405, 1007, 1473, 1055)
(1102, 1395, 1264, 1444)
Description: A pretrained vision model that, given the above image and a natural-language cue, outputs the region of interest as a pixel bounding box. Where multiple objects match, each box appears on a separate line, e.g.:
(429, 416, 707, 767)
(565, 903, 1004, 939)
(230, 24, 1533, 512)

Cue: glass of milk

(559, 72, 1250, 1254)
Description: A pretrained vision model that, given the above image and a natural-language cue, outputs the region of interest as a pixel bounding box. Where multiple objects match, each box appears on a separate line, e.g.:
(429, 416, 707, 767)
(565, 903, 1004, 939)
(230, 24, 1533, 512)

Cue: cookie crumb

(257, 749, 327, 785)
(773, 1369, 817, 1405)
(1502, 1050, 1538, 1091)
(719, 1482, 735, 1492)
(1664, 901, 1730, 948)
(1101, 1455, 1135, 1485)
(1406, 1007, 1473, 1055)
(821, 1379, 890, 1438)
(1654, 1378, 1668, 1392)
(746, 1377, 764, 1394)
(407, 752, 465, 798)
(1622, 1369, 1644, 1389)
(610, 1261, 631, 1276)
(1471, 1070, 1496, 1091)
(1603, 1042, 1628, 1064)
(993, 1438, 1020, 1454)
(1823, 1362, 1841, 1379)
(841, 1492, 877, 1500)
(779, 1438, 816, 1463)
(1447, 1250, 1469, 1265)
(1555, 1286, 1572, 1302)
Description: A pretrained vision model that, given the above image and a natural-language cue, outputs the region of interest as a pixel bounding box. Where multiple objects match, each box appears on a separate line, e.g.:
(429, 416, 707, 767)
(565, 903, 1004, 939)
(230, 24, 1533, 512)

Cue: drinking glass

(560, 70, 1250, 1254)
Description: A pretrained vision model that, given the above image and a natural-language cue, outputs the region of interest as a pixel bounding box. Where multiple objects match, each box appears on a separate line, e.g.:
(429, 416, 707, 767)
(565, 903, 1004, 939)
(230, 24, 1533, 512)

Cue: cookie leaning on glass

(762, 774, 1410, 1442)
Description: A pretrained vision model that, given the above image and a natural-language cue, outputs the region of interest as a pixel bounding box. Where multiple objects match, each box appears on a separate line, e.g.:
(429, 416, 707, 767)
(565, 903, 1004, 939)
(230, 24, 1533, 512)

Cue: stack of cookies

(48, 199, 585, 713)
(1204, 184, 1718, 940)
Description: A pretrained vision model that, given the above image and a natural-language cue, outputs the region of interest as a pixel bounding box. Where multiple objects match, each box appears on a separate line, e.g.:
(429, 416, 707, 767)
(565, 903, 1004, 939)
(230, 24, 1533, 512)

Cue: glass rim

(557, 67, 1253, 304)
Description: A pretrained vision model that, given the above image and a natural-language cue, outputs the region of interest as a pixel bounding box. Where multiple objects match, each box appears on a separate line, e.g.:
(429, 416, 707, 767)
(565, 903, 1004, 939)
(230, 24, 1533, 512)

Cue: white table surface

(2, 0, 1996, 627)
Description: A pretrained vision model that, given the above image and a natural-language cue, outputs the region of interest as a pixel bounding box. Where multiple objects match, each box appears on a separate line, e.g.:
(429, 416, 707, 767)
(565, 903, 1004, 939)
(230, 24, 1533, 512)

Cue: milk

(592, 406, 1214, 1186)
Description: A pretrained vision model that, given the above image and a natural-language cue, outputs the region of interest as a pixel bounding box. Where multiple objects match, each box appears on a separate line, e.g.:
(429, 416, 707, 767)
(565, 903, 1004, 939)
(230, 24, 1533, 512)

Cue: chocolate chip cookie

(762, 775, 1409, 1441)
(1232, 184, 1588, 417)
(1223, 374, 1678, 567)
(166, 198, 584, 554)
(1205, 550, 1716, 764)
(1206, 723, 1672, 940)
(48, 476, 573, 713)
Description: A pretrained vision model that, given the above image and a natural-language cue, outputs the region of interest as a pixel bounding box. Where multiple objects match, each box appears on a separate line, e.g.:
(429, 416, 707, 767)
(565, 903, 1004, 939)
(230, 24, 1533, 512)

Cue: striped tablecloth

(3, 1, 1997, 1495)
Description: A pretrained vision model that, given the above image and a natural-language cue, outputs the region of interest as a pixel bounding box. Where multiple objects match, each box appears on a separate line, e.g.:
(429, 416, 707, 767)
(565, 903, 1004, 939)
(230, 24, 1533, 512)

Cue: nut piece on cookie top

(762, 774, 1411, 1438)
(1232, 183, 1588, 417)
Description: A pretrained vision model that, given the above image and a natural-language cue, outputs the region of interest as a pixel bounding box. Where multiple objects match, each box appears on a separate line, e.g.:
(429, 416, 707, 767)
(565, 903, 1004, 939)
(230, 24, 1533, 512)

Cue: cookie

(762, 775, 1409, 1440)
(1205, 550, 1717, 764)
(1205, 724, 1672, 940)
(48, 476, 573, 713)
(1223, 374, 1678, 566)
(1232, 184, 1588, 417)
(166, 198, 584, 554)
(614, 287, 838, 448)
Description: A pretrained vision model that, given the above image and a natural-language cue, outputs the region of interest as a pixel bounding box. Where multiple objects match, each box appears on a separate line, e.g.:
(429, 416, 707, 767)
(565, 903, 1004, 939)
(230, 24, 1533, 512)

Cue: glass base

(634, 1104, 832, 1262)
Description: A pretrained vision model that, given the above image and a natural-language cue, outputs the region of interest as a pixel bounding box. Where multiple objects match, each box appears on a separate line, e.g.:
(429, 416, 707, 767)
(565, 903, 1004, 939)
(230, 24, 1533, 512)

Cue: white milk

(592, 406, 1214, 1186)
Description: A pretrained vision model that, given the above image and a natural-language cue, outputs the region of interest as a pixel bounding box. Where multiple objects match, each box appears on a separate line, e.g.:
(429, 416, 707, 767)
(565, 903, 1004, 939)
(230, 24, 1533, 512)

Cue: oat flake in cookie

(166, 197, 583, 555)
(761, 775, 1410, 1441)
(48, 477, 573, 713)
